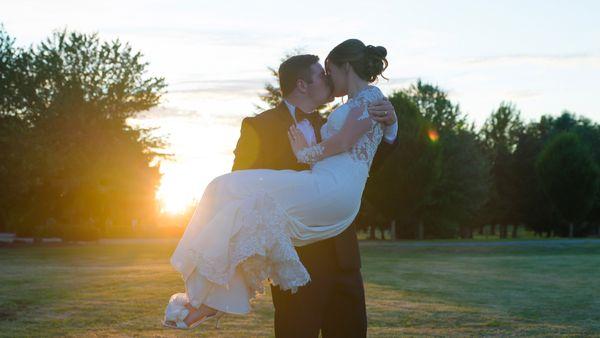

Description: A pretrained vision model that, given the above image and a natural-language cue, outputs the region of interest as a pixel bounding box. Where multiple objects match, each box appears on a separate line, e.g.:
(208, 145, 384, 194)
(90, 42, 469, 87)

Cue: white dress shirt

(284, 100, 318, 146)
(283, 99, 397, 145)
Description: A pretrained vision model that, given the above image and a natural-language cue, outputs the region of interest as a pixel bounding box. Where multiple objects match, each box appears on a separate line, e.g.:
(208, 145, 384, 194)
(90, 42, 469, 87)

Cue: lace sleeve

(295, 98, 372, 164)
(353, 96, 371, 121)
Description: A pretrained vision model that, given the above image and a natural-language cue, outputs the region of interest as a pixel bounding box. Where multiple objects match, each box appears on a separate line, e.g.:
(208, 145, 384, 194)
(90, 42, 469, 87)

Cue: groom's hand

(368, 98, 397, 126)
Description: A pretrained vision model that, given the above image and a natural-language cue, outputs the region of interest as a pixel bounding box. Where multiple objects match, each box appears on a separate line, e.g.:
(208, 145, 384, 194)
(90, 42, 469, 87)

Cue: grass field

(1, 239, 599, 337)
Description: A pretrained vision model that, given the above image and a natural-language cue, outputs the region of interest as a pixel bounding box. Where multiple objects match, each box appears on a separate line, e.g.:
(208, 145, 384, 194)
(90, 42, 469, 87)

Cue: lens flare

(428, 129, 439, 142)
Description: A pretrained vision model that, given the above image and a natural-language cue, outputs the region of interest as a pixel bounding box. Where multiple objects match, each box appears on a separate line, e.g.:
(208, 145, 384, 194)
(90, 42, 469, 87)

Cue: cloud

(136, 106, 202, 119)
(382, 77, 419, 86)
(112, 26, 279, 48)
(464, 54, 600, 68)
(135, 106, 246, 127)
(503, 89, 542, 100)
(168, 78, 269, 97)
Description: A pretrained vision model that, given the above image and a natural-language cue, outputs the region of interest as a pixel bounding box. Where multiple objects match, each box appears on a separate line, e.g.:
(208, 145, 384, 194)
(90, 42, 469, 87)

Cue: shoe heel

(214, 312, 225, 329)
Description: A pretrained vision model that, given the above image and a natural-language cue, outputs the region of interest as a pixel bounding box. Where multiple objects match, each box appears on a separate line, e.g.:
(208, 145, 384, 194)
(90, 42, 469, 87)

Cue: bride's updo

(326, 39, 388, 82)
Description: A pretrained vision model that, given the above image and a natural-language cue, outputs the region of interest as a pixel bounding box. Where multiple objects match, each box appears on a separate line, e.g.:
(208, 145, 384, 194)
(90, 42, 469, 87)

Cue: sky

(2, 0, 599, 213)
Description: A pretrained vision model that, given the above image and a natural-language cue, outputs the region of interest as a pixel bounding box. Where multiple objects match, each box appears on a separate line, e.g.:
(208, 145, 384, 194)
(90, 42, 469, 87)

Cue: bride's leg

(185, 266, 251, 316)
(180, 266, 250, 326)
(201, 268, 251, 315)
(182, 303, 219, 326)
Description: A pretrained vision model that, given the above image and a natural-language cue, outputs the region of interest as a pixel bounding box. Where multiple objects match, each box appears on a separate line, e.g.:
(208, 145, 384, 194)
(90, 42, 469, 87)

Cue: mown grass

(0, 239, 598, 337)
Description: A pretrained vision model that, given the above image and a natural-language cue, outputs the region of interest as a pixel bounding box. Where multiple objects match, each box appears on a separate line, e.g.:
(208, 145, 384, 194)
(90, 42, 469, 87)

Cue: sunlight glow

(144, 109, 242, 216)
(156, 157, 232, 215)
(156, 162, 197, 214)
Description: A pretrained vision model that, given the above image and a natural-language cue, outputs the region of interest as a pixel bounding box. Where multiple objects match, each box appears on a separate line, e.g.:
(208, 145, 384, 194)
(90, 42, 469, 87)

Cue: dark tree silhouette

(0, 28, 167, 239)
(536, 132, 599, 237)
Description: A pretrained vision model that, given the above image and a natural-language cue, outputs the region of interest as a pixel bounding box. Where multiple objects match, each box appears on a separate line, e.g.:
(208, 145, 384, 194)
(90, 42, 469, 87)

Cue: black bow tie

(295, 107, 318, 124)
(294, 106, 322, 143)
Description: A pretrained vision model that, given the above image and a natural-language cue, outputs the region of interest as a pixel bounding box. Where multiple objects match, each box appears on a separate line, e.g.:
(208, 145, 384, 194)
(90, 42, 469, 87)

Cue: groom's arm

(374, 120, 399, 171)
(370, 137, 398, 173)
(232, 117, 264, 171)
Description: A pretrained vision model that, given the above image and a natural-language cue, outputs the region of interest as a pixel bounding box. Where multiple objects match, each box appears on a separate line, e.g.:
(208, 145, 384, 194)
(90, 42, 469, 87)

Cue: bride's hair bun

(326, 39, 388, 83)
(364, 45, 387, 81)
(366, 45, 387, 58)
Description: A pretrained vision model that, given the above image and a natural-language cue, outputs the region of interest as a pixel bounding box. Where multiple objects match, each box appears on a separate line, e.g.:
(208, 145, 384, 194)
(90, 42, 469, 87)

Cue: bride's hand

(368, 98, 397, 126)
(288, 125, 309, 158)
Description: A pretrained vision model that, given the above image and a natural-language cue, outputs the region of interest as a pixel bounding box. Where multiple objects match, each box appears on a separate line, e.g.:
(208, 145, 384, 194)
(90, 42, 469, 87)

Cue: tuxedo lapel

(314, 114, 325, 143)
(275, 102, 295, 128)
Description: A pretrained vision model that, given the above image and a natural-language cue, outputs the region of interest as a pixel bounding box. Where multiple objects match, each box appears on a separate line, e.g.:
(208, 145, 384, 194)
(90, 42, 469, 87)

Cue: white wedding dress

(164, 86, 385, 323)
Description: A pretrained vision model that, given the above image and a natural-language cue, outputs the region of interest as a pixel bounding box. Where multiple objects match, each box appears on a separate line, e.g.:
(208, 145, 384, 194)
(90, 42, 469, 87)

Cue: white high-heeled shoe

(162, 309, 225, 330)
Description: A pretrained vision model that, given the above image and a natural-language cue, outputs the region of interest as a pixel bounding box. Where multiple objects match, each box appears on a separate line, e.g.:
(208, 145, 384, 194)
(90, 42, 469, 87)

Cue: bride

(163, 39, 391, 329)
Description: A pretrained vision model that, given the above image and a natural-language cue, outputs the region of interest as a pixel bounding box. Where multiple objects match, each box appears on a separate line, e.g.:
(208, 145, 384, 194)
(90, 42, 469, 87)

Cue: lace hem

(186, 191, 310, 298)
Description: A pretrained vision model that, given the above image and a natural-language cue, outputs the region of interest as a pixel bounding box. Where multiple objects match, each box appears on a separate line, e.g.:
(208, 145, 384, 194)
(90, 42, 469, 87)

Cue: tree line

(362, 82, 600, 239)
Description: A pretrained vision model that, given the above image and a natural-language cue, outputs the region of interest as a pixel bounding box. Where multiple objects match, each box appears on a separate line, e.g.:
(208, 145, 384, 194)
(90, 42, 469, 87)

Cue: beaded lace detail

(346, 87, 384, 168)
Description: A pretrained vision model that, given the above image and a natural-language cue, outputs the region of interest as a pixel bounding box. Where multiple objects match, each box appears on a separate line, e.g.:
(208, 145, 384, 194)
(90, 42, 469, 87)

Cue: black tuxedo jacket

(232, 102, 396, 270)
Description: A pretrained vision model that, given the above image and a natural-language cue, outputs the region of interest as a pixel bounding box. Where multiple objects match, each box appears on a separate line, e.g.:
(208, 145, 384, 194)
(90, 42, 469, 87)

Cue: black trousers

(271, 238, 367, 338)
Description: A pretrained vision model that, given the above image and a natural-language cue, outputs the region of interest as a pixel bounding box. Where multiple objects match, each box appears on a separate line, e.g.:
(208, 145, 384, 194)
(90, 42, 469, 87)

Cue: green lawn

(1, 239, 599, 336)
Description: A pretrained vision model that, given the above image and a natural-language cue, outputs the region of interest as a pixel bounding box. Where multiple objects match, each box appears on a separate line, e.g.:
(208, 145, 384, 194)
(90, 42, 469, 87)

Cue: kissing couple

(163, 38, 399, 338)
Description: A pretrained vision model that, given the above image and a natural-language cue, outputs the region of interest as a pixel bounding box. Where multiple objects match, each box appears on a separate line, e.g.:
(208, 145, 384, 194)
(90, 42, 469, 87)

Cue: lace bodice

(320, 85, 385, 169)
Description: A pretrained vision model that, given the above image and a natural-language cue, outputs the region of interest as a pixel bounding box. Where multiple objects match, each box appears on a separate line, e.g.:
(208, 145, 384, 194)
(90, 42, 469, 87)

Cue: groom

(232, 54, 397, 338)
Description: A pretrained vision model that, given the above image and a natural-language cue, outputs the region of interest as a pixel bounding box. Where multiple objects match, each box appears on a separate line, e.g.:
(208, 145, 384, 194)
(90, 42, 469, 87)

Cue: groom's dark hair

(278, 54, 319, 97)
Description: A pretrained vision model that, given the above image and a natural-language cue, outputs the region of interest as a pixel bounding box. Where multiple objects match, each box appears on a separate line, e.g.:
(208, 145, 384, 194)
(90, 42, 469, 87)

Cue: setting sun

(155, 154, 236, 215)
(127, 102, 242, 216)
(156, 164, 196, 215)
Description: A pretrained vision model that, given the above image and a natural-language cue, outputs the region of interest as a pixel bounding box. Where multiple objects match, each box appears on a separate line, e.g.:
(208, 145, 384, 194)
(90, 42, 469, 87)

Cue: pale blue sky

(3, 0, 599, 212)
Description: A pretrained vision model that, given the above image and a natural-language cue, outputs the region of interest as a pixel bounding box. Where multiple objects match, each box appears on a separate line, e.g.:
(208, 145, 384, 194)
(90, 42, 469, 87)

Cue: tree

(480, 102, 524, 237)
(365, 91, 442, 239)
(0, 26, 37, 231)
(515, 112, 600, 237)
(405, 79, 468, 132)
(366, 82, 491, 240)
(0, 28, 167, 239)
(403, 82, 490, 239)
(513, 126, 556, 237)
(428, 128, 491, 238)
(536, 132, 599, 237)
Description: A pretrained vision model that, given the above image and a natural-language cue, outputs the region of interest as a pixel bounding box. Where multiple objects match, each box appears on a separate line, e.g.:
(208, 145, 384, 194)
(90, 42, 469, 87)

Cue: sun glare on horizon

(156, 159, 229, 215)
(149, 112, 242, 216)
(156, 165, 196, 215)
